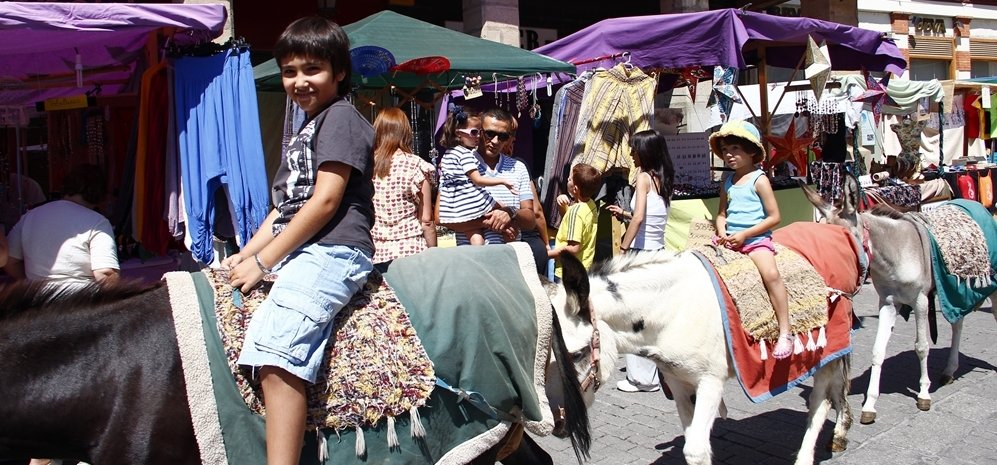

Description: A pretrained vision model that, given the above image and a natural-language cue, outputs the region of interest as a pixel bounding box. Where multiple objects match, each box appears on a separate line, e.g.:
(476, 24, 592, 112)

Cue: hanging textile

(173, 48, 270, 264)
(571, 64, 656, 181)
(808, 161, 852, 203)
(541, 71, 593, 229)
(133, 60, 173, 256)
(922, 94, 966, 167)
(166, 66, 185, 240)
(891, 118, 927, 179)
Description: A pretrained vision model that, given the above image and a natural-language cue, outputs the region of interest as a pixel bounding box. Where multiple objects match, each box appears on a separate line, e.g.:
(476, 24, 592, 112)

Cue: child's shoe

(772, 334, 793, 360)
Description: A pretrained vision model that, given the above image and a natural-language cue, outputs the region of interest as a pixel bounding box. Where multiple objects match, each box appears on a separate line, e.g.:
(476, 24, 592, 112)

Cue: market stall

(0, 2, 269, 276)
(531, 8, 906, 249)
(253, 10, 574, 167)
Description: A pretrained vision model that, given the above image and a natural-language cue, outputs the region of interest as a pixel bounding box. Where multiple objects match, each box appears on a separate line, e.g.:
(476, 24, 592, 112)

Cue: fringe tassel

(817, 326, 827, 348)
(806, 331, 817, 352)
(793, 335, 804, 355)
(410, 405, 426, 438)
(387, 416, 399, 449)
(355, 425, 366, 457)
(759, 338, 768, 360)
(316, 430, 328, 463)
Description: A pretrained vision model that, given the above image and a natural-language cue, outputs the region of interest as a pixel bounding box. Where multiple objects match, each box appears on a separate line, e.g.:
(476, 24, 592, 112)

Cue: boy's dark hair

(274, 16, 352, 98)
(62, 164, 107, 205)
(630, 130, 676, 206)
(571, 164, 602, 200)
(720, 135, 763, 163)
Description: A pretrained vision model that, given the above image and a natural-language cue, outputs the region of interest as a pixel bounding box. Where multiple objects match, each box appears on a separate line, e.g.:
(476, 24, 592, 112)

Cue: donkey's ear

(841, 175, 860, 216)
(799, 179, 834, 220)
(559, 253, 591, 318)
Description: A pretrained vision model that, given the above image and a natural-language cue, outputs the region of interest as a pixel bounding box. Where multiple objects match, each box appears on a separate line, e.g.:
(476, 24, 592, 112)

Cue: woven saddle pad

(203, 268, 435, 432)
(910, 205, 992, 287)
(691, 238, 830, 343)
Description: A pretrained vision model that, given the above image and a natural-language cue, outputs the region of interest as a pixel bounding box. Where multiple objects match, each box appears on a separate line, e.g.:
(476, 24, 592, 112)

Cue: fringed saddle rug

(691, 222, 859, 402)
(166, 242, 555, 465)
(203, 268, 436, 435)
(691, 241, 829, 349)
(908, 199, 997, 323)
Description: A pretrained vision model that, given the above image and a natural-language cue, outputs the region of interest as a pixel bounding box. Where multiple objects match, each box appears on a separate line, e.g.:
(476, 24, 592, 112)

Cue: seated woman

(4, 164, 119, 286)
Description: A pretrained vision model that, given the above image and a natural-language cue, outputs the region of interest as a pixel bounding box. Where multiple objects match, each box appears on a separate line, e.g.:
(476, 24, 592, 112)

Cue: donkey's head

(545, 252, 617, 410)
(801, 175, 862, 236)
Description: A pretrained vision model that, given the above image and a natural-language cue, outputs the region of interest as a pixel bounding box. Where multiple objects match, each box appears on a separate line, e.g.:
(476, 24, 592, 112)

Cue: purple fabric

(0, 2, 226, 107)
(534, 9, 906, 76)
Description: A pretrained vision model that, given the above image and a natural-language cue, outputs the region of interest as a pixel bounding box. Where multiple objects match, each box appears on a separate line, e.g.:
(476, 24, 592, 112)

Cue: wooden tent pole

(758, 46, 772, 159)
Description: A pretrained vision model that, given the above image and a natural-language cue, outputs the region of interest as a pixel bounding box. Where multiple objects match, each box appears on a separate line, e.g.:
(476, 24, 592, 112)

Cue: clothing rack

(569, 51, 629, 66)
(164, 36, 250, 58)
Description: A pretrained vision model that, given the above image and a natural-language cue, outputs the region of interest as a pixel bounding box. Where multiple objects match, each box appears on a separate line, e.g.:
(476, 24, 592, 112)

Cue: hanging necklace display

(529, 75, 542, 128)
(85, 110, 105, 166)
(516, 76, 528, 118)
(493, 73, 500, 107)
(427, 99, 439, 167)
(409, 99, 421, 158)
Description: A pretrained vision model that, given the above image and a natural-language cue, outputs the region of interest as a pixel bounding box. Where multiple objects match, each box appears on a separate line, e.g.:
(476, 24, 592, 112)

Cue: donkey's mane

(589, 249, 679, 277)
(0, 279, 162, 320)
(866, 203, 906, 220)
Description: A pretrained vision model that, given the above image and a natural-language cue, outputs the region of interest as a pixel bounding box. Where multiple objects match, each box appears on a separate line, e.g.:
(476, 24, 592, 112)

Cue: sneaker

(616, 379, 660, 392)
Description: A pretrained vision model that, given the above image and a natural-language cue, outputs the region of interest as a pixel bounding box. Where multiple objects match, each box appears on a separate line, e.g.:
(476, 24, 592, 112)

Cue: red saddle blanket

(694, 222, 860, 402)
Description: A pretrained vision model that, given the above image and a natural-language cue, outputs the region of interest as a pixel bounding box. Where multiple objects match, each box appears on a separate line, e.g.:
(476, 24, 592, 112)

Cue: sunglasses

(483, 130, 511, 141)
(457, 128, 480, 137)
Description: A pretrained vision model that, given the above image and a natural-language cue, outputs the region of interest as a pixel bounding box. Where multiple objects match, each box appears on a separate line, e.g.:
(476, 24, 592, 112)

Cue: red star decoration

(765, 120, 815, 176)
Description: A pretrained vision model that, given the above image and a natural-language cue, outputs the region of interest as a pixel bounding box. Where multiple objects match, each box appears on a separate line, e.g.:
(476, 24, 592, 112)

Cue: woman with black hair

(606, 129, 675, 392)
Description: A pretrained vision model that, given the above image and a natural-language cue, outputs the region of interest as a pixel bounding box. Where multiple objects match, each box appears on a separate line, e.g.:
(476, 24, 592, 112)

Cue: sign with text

(36, 94, 94, 112)
(665, 132, 712, 187)
(912, 16, 947, 36)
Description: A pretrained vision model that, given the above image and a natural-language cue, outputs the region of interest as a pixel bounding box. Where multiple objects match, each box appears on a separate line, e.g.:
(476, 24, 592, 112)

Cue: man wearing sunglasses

(451, 108, 535, 245)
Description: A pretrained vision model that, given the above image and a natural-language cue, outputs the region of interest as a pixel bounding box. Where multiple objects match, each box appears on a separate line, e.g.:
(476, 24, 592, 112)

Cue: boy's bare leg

(261, 366, 307, 465)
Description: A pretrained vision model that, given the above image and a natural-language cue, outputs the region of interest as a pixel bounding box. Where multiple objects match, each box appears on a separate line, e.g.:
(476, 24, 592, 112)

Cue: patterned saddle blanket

(691, 222, 860, 402)
(907, 199, 997, 323)
(203, 268, 436, 433)
(909, 203, 992, 288)
(691, 238, 830, 351)
(167, 243, 556, 465)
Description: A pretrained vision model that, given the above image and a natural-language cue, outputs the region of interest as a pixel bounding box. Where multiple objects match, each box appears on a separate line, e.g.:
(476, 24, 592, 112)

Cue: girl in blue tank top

(710, 120, 793, 360)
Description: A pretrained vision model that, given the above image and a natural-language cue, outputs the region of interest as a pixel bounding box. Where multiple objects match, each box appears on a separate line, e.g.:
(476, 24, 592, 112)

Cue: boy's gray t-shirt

(271, 98, 375, 256)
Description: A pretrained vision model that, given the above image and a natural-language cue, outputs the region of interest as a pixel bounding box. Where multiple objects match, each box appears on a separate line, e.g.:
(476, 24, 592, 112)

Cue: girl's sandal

(772, 335, 793, 360)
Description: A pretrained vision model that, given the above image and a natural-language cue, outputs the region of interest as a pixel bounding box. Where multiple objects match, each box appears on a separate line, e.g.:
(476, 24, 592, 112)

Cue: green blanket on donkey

(192, 243, 554, 465)
(924, 199, 997, 323)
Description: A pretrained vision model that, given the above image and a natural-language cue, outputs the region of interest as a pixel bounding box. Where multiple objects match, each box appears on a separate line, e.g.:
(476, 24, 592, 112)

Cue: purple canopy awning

(535, 8, 906, 76)
(0, 2, 227, 108)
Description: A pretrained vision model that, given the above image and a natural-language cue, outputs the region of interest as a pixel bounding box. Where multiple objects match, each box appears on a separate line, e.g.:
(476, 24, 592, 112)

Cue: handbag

(979, 170, 994, 208)
(958, 173, 978, 201)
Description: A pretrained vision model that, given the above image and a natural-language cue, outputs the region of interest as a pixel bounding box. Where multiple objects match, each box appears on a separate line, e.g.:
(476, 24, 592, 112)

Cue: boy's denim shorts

(238, 242, 373, 383)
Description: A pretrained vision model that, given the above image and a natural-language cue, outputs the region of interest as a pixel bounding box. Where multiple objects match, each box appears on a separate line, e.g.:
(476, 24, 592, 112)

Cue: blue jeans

(238, 243, 372, 382)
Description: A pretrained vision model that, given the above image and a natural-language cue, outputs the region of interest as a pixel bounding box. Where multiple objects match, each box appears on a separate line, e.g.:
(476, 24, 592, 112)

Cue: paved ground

(535, 283, 997, 464)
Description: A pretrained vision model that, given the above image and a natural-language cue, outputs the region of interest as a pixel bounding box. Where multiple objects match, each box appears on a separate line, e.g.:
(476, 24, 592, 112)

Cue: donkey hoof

(916, 399, 931, 411)
(828, 437, 848, 453)
(859, 411, 876, 424)
(938, 374, 955, 386)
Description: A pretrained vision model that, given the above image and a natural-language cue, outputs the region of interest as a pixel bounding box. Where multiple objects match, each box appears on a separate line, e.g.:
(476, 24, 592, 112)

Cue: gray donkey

(801, 176, 997, 425)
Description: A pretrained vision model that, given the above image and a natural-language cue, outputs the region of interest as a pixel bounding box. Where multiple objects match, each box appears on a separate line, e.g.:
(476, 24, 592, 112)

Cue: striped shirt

(455, 153, 534, 245)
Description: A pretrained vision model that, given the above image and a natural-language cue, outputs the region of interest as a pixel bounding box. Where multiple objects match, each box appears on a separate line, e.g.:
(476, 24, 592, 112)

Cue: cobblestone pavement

(535, 282, 997, 464)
